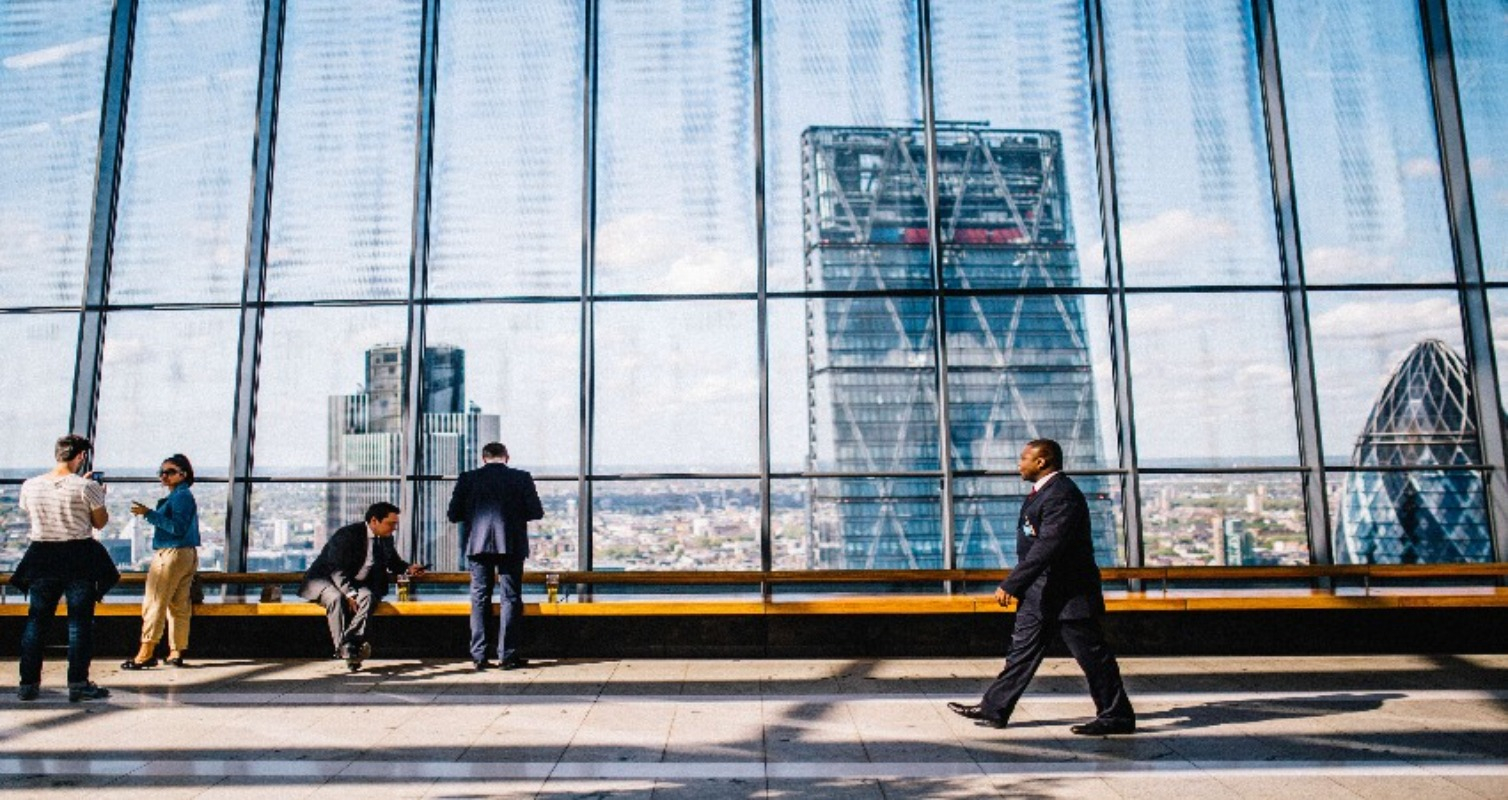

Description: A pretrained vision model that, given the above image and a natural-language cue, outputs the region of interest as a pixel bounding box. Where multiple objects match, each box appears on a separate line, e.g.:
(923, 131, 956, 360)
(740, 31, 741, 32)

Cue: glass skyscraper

(802, 126, 1115, 569)
(1336, 339, 1493, 564)
(328, 344, 498, 569)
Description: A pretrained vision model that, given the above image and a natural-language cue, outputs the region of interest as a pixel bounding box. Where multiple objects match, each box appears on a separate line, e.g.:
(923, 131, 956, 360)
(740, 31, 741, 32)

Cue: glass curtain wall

(4, 0, 1506, 575)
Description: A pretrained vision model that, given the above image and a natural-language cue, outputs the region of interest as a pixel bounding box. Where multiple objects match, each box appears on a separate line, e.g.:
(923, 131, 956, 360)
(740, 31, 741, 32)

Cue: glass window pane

(264, 0, 421, 301)
(1309, 291, 1471, 466)
(1275, 0, 1454, 284)
(92, 309, 239, 478)
(99, 483, 228, 571)
(1450, 0, 1508, 282)
(0, 1, 112, 307)
(0, 313, 75, 471)
(1329, 468, 1490, 563)
(429, 0, 583, 298)
(770, 297, 939, 474)
(593, 301, 757, 473)
(932, 0, 1105, 288)
(423, 303, 580, 476)
(946, 294, 1116, 472)
(1141, 473, 1310, 566)
(771, 476, 942, 570)
(252, 306, 408, 476)
(763, 0, 923, 292)
(248, 481, 395, 571)
(108, 0, 262, 304)
(1101, 0, 1281, 285)
(1128, 293, 1298, 466)
(592, 478, 759, 570)
(956, 475, 1124, 569)
(1492, 289, 1508, 406)
(593, 0, 755, 295)
(415, 478, 578, 572)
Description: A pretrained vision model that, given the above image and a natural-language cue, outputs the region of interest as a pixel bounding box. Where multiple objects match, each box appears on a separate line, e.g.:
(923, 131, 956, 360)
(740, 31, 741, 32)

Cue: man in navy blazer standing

(948, 439, 1136, 735)
(448, 442, 544, 670)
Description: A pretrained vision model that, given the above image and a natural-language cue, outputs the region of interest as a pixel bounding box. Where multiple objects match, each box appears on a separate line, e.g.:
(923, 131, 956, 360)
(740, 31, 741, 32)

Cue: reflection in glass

(99, 482, 228, 572)
(593, 301, 758, 473)
(429, 0, 583, 298)
(1329, 469, 1489, 564)
(414, 478, 577, 572)
(0, 1, 112, 306)
(594, 0, 755, 295)
(1309, 292, 1467, 464)
(762, 0, 921, 292)
(1101, 0, 1280, 285)
(248, 482, 396, 572)
(1140, 473, 1309, 566)
(93, 310, 239, 477)
(931, 0, 1105, 288)
(264, 0, 420, 301)
(424, 304, 581, 475)
(955, 476, 1123, 569)
(1449, 0, 1508, 282)
(591, 479, 759, 570)
(252, 306, 408, 476)
(1275, 0, 1454, 284)
(109, 0, 261, 304)
(1128, 293, 1297, 465)
(0, 314, 75, 470)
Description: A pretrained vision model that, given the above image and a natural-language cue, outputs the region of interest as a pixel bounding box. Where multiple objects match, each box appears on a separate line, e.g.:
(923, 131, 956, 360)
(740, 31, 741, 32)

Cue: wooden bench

(2, 564, 1505, 616)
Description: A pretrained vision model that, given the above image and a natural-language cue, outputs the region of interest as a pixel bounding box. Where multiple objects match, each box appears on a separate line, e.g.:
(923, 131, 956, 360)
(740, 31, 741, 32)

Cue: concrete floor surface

(2, 654, 1505, 798)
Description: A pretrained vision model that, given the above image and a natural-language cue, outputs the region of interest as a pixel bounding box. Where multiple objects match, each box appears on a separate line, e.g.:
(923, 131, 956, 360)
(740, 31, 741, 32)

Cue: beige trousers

(141, 546, 197, 650)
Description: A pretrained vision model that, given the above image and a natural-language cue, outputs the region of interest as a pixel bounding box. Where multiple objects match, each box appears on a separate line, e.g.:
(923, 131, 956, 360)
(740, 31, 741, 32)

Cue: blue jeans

(19, 578, 96, 686)
(468, 555, 524, 662)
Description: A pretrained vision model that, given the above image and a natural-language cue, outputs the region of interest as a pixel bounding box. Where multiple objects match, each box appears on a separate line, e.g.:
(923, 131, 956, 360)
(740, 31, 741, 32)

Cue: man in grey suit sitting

(299, 502, 425, 671)
(448, 443, 544, 671)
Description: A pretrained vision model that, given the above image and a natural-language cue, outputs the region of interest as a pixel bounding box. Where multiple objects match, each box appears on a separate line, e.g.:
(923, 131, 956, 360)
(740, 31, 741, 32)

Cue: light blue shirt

(143, 483, 200, 549)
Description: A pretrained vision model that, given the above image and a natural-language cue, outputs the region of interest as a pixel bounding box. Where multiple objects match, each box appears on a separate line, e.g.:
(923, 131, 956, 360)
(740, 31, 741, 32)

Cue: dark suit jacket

(999, 473, 1106, 620)
(298, 523, 411, 602)
(447, 463, 543, 560)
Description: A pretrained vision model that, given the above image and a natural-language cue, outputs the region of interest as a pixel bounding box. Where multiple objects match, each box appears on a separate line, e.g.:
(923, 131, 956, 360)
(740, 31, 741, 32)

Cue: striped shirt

(18, 472, 106, 542)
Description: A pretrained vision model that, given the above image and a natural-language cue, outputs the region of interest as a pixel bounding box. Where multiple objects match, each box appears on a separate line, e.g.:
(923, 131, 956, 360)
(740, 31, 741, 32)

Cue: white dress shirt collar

(1032, 470, 1061, 493)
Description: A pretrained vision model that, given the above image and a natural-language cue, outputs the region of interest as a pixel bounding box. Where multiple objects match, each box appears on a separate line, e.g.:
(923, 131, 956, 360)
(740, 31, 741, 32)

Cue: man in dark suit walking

(299, 502, 425, 671)
(448, 442, 543, 671)
(948, 439, 1136, 735)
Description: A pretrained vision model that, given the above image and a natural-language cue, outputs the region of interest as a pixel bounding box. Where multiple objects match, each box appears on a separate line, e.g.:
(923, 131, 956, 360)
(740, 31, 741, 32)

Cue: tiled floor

(2, 654, 1505, 798)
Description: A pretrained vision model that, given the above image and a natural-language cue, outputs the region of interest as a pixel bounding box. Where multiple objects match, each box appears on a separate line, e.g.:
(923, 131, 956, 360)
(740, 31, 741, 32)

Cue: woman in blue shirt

(122, 454, 200, 669)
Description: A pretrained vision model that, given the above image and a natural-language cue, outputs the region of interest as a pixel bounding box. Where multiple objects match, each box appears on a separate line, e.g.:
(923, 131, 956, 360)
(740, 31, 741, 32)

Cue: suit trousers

(980, 604, 1134, 725)
(307, 580, 374, 657)
(140, 546, 196, 650)
(468, 555, 524, 662)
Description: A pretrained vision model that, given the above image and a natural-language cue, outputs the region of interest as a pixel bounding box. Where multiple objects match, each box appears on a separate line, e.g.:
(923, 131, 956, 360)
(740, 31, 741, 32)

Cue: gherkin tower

(1336, 339, 1494, 564)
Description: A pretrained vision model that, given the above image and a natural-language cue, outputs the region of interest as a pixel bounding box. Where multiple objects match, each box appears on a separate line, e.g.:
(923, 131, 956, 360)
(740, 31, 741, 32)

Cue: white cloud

(1402, 157, 1440, 179)
(1119, 209, 1238, 264)
(1311, 296, 1460, 341)
(1126, 301, 1224, 336)
(595, 211, 753, 293)
(1304, 246, 1396, 282)
(3, 36, 106, 71)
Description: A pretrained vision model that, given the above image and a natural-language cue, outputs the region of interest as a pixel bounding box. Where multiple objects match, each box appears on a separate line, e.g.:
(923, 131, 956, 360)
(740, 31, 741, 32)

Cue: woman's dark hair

(163, 453, 194, 486)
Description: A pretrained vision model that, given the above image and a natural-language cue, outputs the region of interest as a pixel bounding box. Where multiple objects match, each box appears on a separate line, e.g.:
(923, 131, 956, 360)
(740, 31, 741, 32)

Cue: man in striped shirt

(14, 434, 113, 702)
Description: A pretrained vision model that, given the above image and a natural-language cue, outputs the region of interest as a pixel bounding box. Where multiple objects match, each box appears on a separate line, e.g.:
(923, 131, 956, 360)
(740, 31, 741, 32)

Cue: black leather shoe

(473, 660, 495, 671)
(499, 657, 529, 671)
(164, 656, 186, 667)
(120, 658, 159, 670)
(947, 702, 1006, 728)
(1070, 718, 1135, 736)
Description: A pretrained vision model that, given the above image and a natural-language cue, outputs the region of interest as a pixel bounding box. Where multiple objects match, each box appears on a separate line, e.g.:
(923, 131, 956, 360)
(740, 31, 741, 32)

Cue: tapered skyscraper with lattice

(1335, 339, 1492, 563)
(802, 126, 1115, 570)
